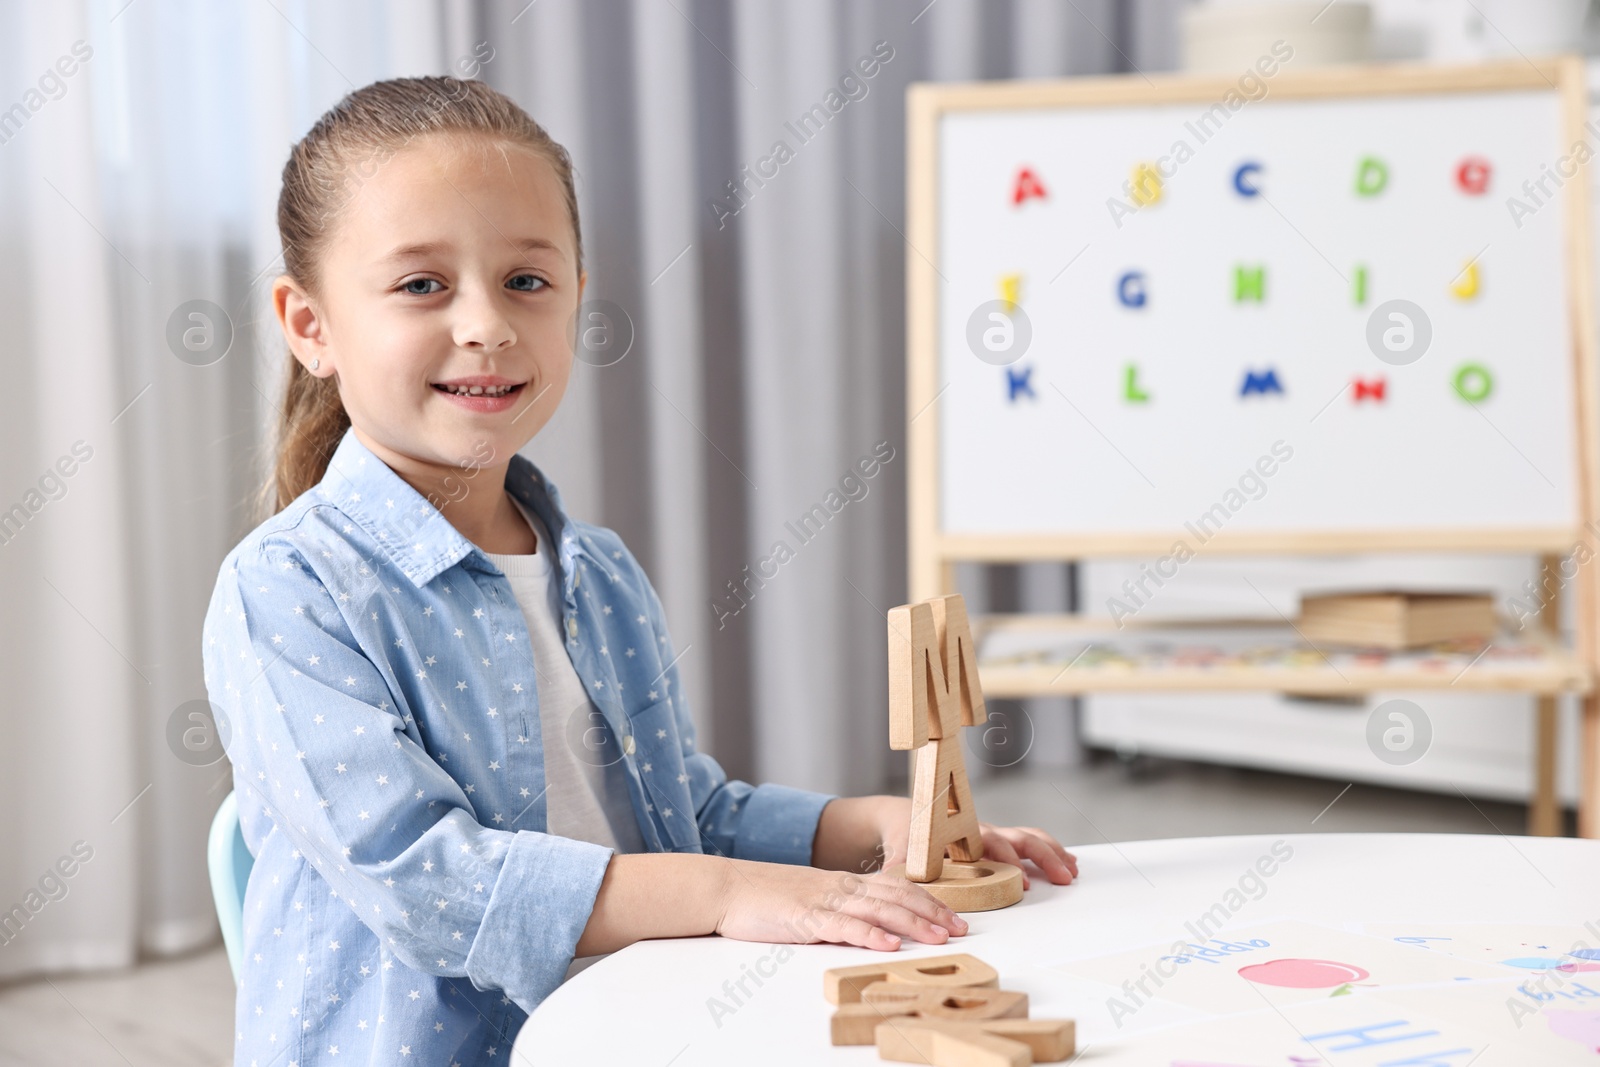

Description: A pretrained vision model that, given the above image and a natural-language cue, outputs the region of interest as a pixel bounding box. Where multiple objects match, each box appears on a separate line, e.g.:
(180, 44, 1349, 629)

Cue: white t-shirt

(482, 495, 646, 858)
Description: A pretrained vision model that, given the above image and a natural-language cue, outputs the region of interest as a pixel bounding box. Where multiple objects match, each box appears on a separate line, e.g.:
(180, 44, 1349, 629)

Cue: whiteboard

(932, 78, 1583, 545)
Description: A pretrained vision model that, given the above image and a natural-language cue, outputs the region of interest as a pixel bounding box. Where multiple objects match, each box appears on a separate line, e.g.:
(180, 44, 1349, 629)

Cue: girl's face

(280, 132, 584, 481)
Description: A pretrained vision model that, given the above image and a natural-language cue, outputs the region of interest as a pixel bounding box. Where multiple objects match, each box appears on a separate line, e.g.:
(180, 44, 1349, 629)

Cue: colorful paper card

(1360, 922, 1600, 975)
(1086, 981, 1592, 1066)
(1048, 920, 1509, 1019)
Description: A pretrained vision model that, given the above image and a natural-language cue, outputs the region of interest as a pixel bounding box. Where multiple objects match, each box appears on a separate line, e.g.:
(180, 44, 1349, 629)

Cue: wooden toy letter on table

(824, 953, 1001, 1005)
(883, 594, 1024, 912)
(823, 953, 1078, 1064)
(830, 984, 1028, 1045)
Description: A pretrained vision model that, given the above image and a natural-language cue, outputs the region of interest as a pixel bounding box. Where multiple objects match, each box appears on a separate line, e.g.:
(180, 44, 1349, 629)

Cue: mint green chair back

(206, 791, 252, 984)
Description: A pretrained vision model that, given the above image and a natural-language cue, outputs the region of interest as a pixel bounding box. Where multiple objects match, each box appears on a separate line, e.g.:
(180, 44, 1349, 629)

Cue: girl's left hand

(873, 797, 1079, 889)
(971, 822, 1078, 889)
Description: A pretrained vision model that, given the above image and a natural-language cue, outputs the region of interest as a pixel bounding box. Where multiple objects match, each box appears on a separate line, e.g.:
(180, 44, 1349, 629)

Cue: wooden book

(1297, 590, 1496, 649)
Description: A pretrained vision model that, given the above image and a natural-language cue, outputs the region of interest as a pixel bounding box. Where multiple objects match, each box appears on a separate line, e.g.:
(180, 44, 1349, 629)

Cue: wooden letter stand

(883, 594, 1024, 912)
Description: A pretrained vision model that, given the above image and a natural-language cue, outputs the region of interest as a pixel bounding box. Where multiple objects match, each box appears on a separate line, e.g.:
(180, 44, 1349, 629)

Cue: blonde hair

(252, 75, 582, 522)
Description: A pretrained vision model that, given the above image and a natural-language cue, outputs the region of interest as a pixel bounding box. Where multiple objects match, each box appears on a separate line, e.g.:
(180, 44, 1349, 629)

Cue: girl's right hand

(712, 858, 969, 951)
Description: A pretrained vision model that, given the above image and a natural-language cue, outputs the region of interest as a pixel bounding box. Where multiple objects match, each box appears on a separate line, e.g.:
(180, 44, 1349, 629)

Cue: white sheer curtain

(0, 0, 1176, 981)
(0, 0, 483, 984)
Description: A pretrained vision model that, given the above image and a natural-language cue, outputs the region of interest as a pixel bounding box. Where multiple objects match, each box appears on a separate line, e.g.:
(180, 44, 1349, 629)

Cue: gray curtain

(493, 0, 1183, 797)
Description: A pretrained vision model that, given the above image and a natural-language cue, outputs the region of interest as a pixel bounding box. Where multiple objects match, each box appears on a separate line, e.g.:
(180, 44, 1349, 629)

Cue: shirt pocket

(621, 695, 695, 847)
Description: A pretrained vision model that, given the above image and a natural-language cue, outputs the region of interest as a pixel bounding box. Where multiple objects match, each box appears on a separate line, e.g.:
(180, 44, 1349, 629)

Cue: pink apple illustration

(1238, 959, 1371, 989)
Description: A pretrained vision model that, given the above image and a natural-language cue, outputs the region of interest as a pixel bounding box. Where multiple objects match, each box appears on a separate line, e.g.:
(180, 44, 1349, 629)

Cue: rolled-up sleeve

(203, 538, 613, 1013)
(619, 543, 837, 866)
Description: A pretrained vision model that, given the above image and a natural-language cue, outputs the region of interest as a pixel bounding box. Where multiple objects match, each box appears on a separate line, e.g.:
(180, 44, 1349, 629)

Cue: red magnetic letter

(1011, 166, 1048, 206)
(1352, 376, 1387, 402)
(1456, 157, 1491, 195)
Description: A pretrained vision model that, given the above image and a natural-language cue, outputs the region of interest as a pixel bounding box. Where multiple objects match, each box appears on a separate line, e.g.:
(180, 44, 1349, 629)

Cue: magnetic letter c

(1233, 161, 1262, 197)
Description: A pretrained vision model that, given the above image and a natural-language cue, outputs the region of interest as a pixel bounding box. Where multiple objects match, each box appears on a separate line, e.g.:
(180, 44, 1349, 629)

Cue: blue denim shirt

(201, 425, 836, 1066)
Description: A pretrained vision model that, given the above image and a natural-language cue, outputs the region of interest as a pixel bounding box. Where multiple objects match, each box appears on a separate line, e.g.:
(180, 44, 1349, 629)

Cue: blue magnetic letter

(1234, 161, 1262, 197)
(1117, 271, 1146, 308)
(1240, 368, 1284, 397)
(1006, 365, 1036, 401)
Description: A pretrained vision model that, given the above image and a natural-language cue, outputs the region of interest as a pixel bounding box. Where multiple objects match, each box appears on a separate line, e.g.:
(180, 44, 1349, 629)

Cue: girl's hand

(874, 797, 1079, 890)
(712, 857, 969, 952)
(971, 822, 1078, 889)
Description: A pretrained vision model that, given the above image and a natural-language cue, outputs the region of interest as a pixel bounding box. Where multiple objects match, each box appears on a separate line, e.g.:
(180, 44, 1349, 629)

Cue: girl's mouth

(432, 382, 522, 397)
(431, 382, 525, 412)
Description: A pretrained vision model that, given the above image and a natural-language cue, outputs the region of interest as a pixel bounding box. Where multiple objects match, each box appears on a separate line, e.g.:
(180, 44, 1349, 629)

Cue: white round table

(514, 834, 1600, 1064)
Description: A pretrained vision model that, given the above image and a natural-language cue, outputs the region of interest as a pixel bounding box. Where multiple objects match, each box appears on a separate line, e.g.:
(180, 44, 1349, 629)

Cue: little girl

(202, 75, 1077, 1066)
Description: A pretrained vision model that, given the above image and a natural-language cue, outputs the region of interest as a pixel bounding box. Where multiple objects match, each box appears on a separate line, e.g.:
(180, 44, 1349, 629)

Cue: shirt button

(567, 618, 577, 638)
(622, 734, 635, 755)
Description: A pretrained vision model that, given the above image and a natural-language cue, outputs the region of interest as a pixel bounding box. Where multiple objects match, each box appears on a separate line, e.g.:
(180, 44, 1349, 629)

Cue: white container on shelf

(1469, 0, 1595, 57)
(1181, 0, 1372, 73)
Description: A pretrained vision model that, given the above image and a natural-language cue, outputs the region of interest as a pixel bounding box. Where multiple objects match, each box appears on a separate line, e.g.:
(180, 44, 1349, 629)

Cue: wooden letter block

(888, 595, 986, 882)
(888, 595, 985, 750)
(829, 983, 1027, 1045)
(875, 1017, 1077, 1066)
(822, 952, 999, 1006)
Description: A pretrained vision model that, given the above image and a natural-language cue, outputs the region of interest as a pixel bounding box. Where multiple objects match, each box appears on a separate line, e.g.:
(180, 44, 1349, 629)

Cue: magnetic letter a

(1011, 166, 1048, 206)
(887, 595, 986, 881)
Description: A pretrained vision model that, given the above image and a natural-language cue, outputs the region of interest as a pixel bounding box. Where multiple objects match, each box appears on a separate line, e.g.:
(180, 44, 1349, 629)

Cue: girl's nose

(453, 292, 517, 352)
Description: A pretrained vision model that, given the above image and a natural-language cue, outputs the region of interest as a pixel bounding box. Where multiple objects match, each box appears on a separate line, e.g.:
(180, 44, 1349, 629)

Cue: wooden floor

(0, 754, 1543, 1066)
(0, 943, 233, 1067)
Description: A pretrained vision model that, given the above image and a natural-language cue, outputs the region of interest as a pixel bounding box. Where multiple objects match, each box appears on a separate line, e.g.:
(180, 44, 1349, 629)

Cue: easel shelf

(971, 615, 1592, 696)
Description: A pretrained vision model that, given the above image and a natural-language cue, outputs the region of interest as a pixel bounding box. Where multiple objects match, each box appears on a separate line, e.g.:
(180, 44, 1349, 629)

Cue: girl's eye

(401, 278, 442, 295)
(507, 274, 548, 293)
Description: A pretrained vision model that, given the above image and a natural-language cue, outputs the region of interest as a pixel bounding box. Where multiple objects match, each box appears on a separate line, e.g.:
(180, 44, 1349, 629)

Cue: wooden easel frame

(905, 57, 1600, 837)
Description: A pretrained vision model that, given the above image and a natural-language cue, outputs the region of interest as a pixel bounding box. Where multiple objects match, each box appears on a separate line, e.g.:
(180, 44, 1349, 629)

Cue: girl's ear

(273, 273, 331, 375)
(576, 268, 587, 304)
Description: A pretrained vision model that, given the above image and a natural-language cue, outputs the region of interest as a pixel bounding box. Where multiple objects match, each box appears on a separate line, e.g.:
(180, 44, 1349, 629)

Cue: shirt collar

(316, 425, 588, 589)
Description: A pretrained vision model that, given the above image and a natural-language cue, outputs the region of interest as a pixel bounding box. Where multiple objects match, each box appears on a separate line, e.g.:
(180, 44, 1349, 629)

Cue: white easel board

(908, 59, 1600, 568)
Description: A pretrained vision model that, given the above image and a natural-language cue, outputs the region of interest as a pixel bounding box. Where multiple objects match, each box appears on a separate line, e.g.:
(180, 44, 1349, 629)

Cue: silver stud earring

(310, 358, 320, 372)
